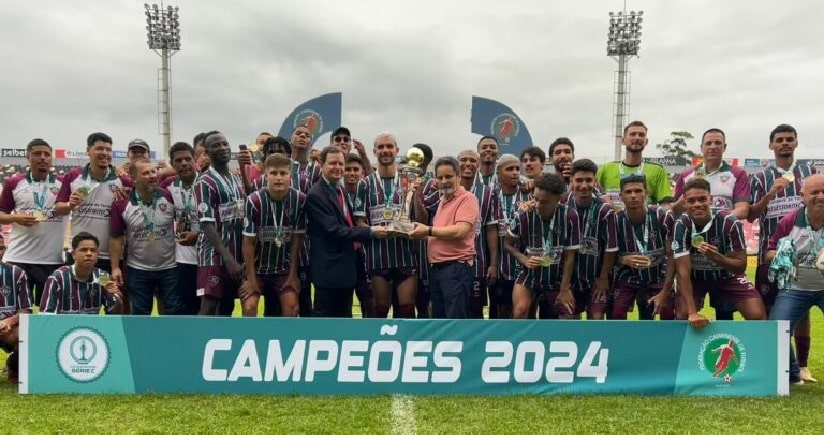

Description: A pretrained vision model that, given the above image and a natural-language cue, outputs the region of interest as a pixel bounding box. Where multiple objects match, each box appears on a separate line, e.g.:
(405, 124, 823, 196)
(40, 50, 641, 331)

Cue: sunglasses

(333, 136, 352, 143)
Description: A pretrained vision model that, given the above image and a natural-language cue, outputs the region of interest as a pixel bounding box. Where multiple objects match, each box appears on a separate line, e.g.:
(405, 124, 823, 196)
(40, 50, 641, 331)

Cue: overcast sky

(1, 0, 823, 162)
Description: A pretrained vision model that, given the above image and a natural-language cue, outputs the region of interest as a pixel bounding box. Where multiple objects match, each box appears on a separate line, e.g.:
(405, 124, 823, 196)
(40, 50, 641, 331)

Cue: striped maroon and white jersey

(40, 266, 117, 314)
(614, 205, 669, 286)
(354, 172, 418, 271)
(470, 180, 500, 278)
(750, 163, 818, 265)
(242, 188, 306, 275)
(194, 168, 245, 267)
(569, 197, 618, 292)
(508, 203, 581, 289)
(672, 210, 744, 282)
(498, 189, 532, 281)
(0, 264, 31, 320)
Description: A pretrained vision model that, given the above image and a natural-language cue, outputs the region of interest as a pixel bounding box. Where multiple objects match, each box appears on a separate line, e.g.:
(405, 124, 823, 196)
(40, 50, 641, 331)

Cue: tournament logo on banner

(277, 92, 342, 144)
(471, 96, 534, 156)
(698, 333, 746, 384)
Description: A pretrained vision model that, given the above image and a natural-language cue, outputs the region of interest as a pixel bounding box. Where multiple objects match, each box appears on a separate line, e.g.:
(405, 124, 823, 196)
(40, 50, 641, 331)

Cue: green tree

(656, 131, 696, 158)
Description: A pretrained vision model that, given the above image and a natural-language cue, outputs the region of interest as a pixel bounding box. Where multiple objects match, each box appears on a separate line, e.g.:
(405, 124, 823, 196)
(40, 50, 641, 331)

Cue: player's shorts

(580, 284, 611, 316)
(197, 265, 240, 299)
(540, 287, 584, 319)
(692, 275, 760, 309)
(371, 267, 416, 282)
(471, 277, 489, 309)
(494, 280, 515, 305)
(613, 281, 665, 319)
(258, 274, 298, 296)
(755, 264, 779, 309)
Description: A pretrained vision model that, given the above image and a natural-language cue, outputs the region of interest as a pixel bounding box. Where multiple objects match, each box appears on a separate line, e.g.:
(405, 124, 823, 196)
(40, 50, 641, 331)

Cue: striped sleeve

(602, 204, 618, 252)
(564, 206, 581, 250)
(242, 192, 260, 237)
(671, 216, 690, 258)
(195, 177, 217, 223)
(39, 274, 62, 314)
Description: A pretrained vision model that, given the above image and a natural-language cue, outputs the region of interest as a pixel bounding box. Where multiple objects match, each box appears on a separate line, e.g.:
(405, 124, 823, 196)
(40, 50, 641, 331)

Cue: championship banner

(276, 92, 342, 144)
(19, 316, 789, 396)
(470, 96, 534, 157)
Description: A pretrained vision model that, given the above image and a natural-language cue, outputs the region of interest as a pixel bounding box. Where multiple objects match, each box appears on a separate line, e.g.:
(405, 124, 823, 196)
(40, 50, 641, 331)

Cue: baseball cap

(331, 127, 351, 138)
(128, 138, 150, 151)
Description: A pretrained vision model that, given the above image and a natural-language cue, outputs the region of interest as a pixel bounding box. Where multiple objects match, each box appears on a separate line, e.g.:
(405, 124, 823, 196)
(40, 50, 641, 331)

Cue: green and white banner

(18, 316, 789, 396)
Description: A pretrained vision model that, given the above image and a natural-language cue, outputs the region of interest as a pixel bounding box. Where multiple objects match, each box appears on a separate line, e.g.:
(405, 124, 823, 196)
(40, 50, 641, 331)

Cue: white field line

(391, 394, 417, 435)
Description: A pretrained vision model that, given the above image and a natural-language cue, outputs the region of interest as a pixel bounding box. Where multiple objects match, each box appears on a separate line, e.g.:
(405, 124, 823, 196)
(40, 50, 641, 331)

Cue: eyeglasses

(333, 136, 351, 144)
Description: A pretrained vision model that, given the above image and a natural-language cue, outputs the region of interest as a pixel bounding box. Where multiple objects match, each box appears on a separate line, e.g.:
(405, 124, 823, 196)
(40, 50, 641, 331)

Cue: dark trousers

(127, 266, 182, 315)
(313, 286, 354, 318)
(176, 263, 200, 315)
(430, 261, 472, 319)
(299, 267, 312, 317)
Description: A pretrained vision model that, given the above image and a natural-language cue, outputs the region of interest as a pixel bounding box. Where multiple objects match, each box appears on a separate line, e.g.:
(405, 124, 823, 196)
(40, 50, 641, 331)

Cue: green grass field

(2, 266, 824, 433)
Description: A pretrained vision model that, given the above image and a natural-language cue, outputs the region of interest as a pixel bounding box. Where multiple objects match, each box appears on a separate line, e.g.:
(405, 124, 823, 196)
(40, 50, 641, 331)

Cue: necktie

(337, 186, 358, 250)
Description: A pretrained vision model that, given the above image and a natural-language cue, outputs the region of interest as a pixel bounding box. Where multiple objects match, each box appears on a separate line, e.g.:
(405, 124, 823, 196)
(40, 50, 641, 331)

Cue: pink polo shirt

(428, 186, 479, 264)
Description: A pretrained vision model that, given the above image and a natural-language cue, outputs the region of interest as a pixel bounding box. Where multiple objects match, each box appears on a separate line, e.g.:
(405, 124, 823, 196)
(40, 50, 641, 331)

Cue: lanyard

(572, 197, 600, 238)
(618, 161, 644, 177)
(803, 211, 824, 252)
(631, 210, 651, 253)
(268, 190, 287, 234)
(375, 173, 399, 205)
(208, 168, 239, 201)
(691, 214, 714, 240)
(175, 177, 195, 212)
(134, 190, 159, 230)
(533, 211, 556, 251)
(27, 172, 54, 210)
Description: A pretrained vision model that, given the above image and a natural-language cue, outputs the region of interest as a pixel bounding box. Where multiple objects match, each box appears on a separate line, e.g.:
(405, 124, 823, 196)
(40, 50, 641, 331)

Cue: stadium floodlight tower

(607, 6, 643, 161)
(144, 3, 181, 158)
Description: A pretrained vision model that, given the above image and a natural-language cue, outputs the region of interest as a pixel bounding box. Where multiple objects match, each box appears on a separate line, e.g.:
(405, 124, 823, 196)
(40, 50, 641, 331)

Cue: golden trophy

(387, 148, 425, 236)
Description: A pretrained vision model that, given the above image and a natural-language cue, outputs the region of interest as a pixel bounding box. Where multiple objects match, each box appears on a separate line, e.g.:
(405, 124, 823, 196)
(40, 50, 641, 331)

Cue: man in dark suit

(306, 146, 387, 317)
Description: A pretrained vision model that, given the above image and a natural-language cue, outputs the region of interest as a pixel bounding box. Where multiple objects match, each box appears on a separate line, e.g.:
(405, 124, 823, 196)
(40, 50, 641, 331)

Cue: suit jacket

(306, 177, 373, 289)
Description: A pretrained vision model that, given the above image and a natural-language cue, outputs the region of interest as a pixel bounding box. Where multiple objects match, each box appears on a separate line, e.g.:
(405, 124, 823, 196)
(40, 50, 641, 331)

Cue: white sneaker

(791, 378, 804, 386)
(800, 367, 818, 383)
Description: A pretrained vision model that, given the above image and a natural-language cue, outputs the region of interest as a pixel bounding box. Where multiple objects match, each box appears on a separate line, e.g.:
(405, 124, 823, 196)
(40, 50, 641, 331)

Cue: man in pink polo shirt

(410, 156, 479, 319)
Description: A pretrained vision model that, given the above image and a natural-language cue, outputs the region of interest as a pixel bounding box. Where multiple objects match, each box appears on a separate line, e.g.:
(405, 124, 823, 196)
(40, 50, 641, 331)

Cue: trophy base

(387, 221, 415, 237)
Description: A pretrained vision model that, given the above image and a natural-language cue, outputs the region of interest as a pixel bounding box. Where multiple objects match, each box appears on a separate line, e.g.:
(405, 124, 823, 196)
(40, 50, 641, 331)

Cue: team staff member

(55, 132, 134, 272)
(767, 174, 824, 385)
(0, 236, 32, 383)
(410, 157, 479, 319)
(0, 138, 68, 303)
(306, 146, 387, 317)
(160, 142, 201, 315)
(749, 124, 818, 383)
(110, 159, 183, 316)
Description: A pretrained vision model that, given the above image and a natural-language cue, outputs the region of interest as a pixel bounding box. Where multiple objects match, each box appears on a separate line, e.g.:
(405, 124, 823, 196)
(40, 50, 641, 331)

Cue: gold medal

(695, 168, 706, 179)
(691, 235, 704, 248)
(382, 207, 395, 221)
(32, 210, 45, 221)
(613, 201, 625, 213)
(540, 255, 552, 267)
(275, 237, 283, 248)
(782, 173, 795, 183)
(75, 187, 90, 198)
(148, 232, 156, 241)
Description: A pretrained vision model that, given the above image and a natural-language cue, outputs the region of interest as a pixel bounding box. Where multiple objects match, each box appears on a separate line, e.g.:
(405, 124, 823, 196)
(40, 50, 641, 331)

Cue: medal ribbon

(134, 190, 159, 231)
(208, 168, 239, 201)
(690, 213, 714, 242)
(632, 210, 651, 253)
(27, 172, 54, 210)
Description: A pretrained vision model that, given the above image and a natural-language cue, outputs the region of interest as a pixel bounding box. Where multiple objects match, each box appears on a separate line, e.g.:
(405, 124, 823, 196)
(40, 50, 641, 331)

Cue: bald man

(767, 173, 824, 385)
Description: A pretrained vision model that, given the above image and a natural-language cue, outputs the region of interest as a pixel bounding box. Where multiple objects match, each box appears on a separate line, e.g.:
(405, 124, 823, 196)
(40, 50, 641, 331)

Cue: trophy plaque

(387, 147, 425, 237)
